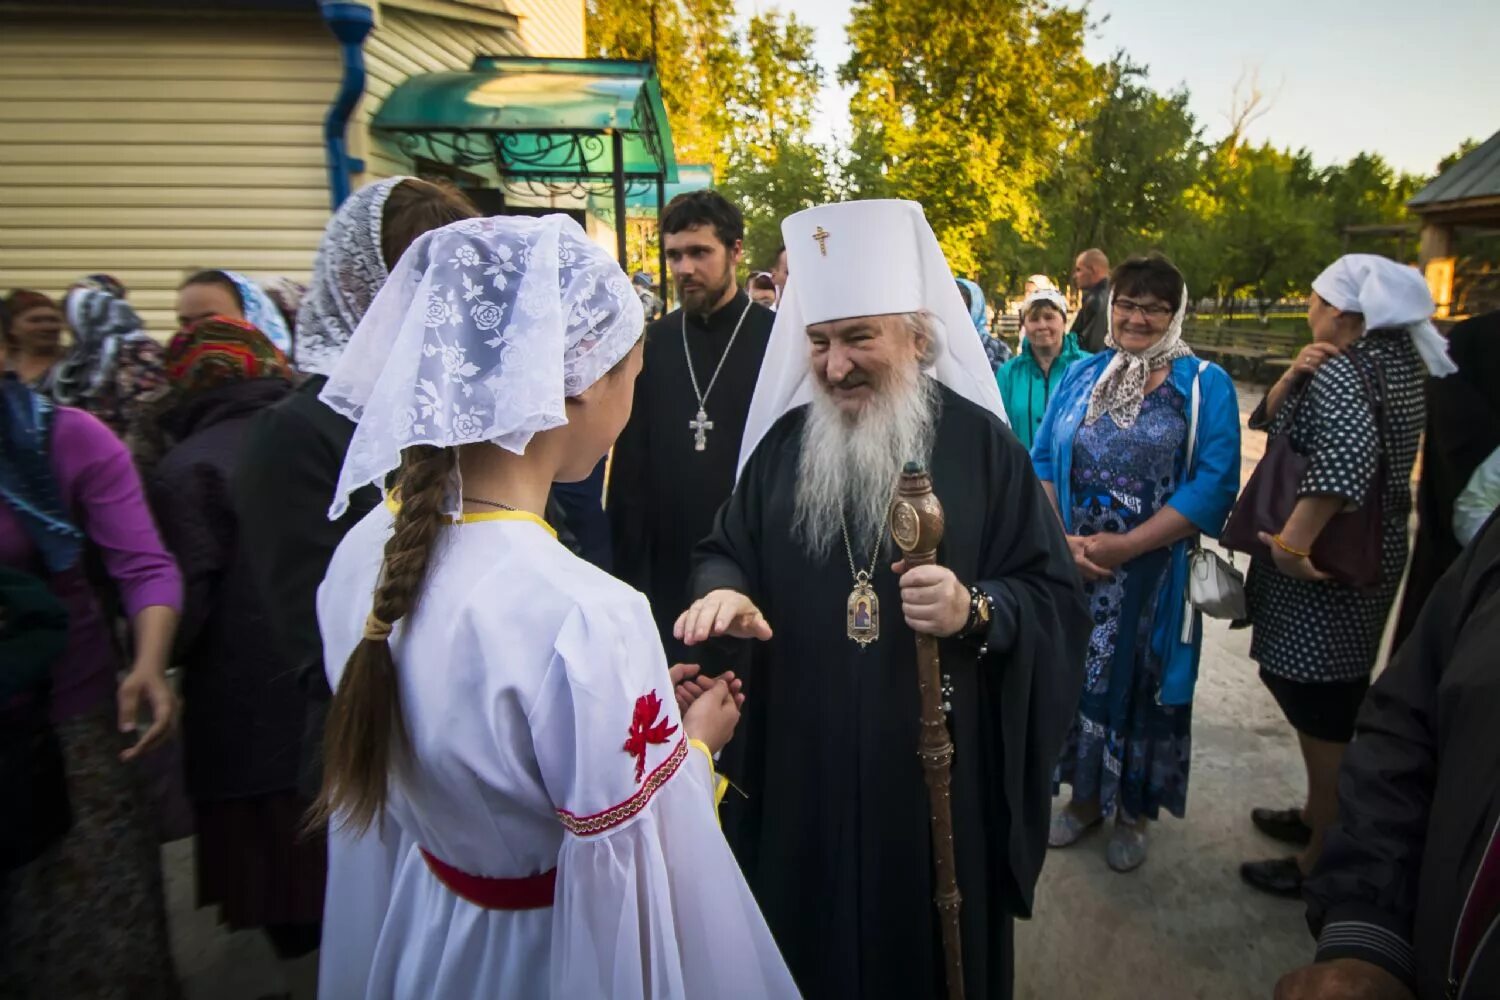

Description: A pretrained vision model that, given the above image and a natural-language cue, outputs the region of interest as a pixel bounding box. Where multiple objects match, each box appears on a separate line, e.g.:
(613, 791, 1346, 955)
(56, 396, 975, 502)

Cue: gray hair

(902, 310, 940, 368)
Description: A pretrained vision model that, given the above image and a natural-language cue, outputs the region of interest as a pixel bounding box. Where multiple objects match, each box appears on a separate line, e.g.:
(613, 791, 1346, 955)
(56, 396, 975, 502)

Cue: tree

(840, 0, 1094, 276)
(993, 55, 1204, 288)
(1436, 137, 1482, 175)
(586, 0, 743, 174)
(722, 138, 839, 268)
(720, 9, 831, 265)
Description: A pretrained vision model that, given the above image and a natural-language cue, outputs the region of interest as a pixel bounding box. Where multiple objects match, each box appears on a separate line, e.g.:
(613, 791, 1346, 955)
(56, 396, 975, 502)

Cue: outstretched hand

(673, 590, 773, 646)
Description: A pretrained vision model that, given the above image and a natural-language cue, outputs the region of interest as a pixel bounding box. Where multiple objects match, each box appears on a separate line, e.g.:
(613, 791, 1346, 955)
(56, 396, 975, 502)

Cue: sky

(736, 0, 1500, 176)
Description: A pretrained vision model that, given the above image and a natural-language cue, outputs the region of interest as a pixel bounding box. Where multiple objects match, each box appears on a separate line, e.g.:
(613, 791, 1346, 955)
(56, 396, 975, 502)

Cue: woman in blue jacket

(1031, 254, 1240, 872)
(997, 288, 1090, 450)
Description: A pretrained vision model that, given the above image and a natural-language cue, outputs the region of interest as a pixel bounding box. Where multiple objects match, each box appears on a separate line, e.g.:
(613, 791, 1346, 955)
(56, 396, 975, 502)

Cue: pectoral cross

(689, 408, 714, 451)
(812, 226, 830, 256)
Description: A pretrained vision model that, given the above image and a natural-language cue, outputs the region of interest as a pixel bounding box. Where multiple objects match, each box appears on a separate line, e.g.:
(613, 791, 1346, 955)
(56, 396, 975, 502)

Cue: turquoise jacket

(1030, 351, 1241, 705)
(995, 333, 1090, 450)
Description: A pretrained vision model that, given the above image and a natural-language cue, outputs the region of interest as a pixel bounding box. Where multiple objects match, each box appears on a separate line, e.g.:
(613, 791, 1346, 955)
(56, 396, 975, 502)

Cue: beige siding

(357, 6, 526, 182)
(505, 0, 584, 57)
(0, 16, 338, 335)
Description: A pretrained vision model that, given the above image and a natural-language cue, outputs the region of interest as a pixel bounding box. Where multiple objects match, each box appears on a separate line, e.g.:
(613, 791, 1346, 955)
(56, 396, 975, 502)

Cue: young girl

(312, 215, 797, 997)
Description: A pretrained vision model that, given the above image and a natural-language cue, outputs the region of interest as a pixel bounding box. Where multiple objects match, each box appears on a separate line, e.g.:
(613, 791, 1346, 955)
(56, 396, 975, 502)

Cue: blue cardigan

(1030, 351, 1241, 705)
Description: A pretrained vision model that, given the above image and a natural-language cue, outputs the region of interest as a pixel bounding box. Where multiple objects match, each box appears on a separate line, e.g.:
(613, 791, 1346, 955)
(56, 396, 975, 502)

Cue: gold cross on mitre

(812, 226, 831, 256)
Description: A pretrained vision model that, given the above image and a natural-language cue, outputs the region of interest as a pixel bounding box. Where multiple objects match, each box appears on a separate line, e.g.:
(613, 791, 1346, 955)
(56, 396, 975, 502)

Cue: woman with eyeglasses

(1031, 253, 1241, 872)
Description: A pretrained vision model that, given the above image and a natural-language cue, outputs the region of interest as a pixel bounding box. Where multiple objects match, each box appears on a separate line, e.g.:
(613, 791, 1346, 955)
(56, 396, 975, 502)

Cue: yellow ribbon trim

(688, 738, 730, 821)
(384, 494, 557, 538)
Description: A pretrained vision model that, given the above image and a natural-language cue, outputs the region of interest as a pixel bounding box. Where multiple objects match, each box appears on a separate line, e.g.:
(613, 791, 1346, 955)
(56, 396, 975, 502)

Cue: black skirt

(1260, 667, 1370, 743)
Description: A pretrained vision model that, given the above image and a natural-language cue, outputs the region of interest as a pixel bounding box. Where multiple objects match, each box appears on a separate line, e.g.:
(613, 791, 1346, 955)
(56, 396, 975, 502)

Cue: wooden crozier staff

(888, 460, 964, 1000)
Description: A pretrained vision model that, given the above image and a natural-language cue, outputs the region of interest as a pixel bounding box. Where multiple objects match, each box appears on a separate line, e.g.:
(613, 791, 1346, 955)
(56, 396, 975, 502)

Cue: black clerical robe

(691, 383, 1089, 1000)
(608, 289, 774, 663)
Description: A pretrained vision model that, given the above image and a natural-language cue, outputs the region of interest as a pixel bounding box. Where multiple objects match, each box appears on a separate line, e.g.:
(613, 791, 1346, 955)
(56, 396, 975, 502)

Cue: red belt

(419, 848, 556, 910)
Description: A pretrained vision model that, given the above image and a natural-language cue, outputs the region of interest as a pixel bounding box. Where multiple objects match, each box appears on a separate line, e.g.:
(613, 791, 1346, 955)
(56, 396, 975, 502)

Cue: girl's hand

(682, 679, 740, 755)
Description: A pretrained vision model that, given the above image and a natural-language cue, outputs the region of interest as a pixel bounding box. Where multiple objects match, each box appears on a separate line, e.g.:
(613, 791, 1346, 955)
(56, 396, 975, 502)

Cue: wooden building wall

(0, 1, 584, 336)
(0, 12, 338, 336)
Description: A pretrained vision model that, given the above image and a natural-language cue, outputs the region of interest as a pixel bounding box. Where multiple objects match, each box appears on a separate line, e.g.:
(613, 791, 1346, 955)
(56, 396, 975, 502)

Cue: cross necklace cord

(683, 297, 754, 452)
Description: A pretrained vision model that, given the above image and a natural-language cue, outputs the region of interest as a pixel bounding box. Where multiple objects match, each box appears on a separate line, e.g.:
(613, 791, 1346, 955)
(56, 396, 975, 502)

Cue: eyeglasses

(1112, 298, 1173, 320)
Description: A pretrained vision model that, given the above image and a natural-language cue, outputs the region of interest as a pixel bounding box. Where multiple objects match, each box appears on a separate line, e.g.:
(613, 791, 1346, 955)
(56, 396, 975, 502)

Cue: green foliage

(585, 0, 743, 175)
(839, 0, 1094, 276)
(722, 139, 839, 270)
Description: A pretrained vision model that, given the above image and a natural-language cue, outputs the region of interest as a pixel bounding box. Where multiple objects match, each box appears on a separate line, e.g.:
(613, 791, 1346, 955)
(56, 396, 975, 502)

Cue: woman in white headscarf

(310, 214, 797, 998)
(1239, 253, 1450, 900)
(1032, 253, 1241, 873)
(228, 177, 477, 995)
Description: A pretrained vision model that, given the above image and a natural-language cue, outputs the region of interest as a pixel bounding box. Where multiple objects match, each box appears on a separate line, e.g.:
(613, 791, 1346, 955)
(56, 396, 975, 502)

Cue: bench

(1186, 323, 1308, 384)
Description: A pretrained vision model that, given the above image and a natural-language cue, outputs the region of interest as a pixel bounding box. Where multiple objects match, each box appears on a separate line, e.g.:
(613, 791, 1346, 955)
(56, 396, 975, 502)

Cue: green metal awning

(372, 56, 678, 185)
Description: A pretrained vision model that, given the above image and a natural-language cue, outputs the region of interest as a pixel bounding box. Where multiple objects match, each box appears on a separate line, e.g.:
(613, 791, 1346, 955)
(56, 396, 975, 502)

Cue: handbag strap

(1185, 359, 1209, 475)
(1184, 359, 1210, 557)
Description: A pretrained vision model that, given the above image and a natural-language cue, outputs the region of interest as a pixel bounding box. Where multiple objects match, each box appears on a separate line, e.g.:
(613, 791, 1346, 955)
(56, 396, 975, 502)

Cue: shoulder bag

(1220, 354, 1385, 590)
(1183, 360, 1248, 629)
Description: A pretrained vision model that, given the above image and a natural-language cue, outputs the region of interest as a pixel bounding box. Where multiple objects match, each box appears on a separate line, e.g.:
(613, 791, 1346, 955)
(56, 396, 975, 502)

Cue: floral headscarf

(1083, 283, 1194, 428)
(294, 177, 408, 377)
(164, 315, 292, 397)
(52, 287, 171, 453)
(321, 214, 644, 518)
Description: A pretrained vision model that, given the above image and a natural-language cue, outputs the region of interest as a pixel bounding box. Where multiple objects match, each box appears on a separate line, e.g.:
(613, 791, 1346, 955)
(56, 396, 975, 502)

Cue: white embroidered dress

(316, 504, 797, 999)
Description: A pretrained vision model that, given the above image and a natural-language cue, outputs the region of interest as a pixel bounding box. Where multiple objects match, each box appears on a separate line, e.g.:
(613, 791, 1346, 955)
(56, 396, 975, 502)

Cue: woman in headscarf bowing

(310, 214, 795, 998)
(143, 317, 324, 992)
(175, 269, 293, 354)
(0, 367, 182, 997)
(50, 285, 172, 465)
(1239, 254, 1450, 899)
(1032, 253, 1240, 872)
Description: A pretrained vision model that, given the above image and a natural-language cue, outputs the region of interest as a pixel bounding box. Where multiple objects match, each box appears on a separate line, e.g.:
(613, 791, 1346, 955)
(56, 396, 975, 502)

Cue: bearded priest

(675, 200, 1090, 1000)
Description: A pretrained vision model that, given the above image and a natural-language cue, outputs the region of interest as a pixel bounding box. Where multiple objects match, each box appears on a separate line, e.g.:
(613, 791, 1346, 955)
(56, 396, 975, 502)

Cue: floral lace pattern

(320, 215, 644, 518)
(294, 177, 406, 377)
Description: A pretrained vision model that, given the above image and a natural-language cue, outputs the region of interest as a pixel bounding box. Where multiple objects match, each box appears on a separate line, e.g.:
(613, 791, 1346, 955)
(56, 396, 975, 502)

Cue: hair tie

(363, 613, 394, 642)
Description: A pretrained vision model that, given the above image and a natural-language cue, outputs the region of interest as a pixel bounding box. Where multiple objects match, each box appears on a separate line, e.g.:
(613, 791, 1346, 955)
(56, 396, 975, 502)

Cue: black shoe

(1240, 857, 1304, 898)
(1251, 806, 1313, 846)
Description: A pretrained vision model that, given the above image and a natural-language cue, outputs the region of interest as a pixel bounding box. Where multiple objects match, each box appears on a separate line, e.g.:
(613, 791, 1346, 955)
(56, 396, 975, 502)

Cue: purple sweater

(0, 406, 182, 721)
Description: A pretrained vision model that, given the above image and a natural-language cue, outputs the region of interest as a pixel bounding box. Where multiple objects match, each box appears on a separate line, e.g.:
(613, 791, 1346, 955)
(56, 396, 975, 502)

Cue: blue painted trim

(318, 1, 375, 210)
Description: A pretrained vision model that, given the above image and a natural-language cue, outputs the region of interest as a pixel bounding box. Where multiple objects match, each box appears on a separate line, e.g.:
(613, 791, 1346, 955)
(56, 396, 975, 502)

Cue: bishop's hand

(893, 561, 970, 638)
(674, 590, 774, 646)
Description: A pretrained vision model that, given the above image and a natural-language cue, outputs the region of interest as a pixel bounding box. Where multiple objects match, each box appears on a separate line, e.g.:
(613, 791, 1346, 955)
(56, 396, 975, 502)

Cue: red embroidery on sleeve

(623, 690, 678, 783)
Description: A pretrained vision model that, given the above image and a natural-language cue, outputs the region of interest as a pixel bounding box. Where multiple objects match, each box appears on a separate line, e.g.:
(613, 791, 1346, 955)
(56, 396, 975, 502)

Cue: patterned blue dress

(1054, 382, 1193, 820)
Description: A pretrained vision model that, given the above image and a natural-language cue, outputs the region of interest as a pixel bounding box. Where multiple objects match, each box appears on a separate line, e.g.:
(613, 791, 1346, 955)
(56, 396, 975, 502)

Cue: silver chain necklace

(683, 296, 754, 452)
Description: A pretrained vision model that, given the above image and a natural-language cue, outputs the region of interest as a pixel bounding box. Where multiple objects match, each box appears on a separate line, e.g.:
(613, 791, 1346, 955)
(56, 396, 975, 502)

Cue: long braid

(308, 445, 457, 834)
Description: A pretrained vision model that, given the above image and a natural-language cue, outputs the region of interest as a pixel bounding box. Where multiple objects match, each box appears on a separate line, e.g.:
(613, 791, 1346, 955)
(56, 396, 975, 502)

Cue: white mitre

(736, 199, 1008, 477)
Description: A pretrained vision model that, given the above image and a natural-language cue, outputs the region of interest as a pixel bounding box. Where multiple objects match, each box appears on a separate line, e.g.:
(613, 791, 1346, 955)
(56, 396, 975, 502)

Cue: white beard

(793, 366, 940, 561)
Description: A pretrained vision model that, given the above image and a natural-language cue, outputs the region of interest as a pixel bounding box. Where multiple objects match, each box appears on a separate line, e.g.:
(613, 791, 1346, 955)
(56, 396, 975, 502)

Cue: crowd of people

(1, 180, 1496, 1000)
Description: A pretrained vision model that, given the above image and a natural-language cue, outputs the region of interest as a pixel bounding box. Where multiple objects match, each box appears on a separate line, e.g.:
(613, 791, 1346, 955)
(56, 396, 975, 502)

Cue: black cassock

(608, 289, 774, 664)
(692, 383, 1089, 1000)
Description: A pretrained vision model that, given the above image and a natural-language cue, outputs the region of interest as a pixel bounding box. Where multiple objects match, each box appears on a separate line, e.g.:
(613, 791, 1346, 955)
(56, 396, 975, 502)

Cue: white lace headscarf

(321, 214, 644, 518)
(1084, 282, 1193, 428)
(1312, 254, 1456, 377)
(294, 177, 408, 377)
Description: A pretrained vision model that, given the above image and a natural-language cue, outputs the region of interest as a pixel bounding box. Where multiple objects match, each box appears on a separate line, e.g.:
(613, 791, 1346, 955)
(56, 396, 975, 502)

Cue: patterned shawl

(164, 315, 292, 396)
(294, 176, 408, 377)
(1084, 283, 1194, 428)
